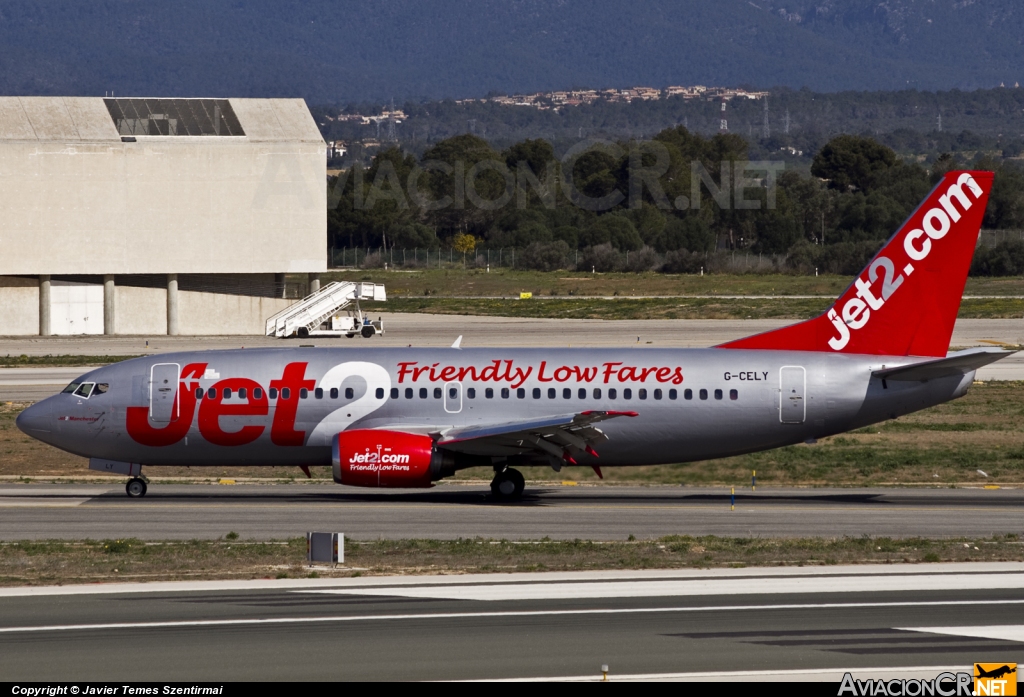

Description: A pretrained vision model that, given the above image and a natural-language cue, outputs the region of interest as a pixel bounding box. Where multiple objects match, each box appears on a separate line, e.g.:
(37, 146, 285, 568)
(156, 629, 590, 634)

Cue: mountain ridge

(0, 0, 1020, 103)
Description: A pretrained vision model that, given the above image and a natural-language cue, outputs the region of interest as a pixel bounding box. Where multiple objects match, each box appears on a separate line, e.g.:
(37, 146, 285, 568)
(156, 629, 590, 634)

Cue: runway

(2, 316, 1023, 402)
(1, 484, 1021, 541)
(1, 564, 1022, 680)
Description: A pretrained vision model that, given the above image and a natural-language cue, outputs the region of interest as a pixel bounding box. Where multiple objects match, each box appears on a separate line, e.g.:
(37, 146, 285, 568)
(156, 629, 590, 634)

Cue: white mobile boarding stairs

(265, 281, 386, 339)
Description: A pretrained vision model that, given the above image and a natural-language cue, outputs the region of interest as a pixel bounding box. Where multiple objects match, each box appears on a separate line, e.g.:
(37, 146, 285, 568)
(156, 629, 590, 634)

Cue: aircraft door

(444, 382, 462, 414)
(149, 363, 181, 424)
(779, 366, 806, 424)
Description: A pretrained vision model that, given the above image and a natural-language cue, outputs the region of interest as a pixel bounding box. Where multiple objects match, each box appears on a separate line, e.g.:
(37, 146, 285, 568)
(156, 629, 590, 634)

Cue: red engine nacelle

(332, 430, 440, 488)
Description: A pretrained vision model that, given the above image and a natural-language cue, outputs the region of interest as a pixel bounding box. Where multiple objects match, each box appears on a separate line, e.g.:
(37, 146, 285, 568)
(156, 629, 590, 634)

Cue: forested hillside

(0, 0, 1021, 101)
(327, 131, 1024, 276)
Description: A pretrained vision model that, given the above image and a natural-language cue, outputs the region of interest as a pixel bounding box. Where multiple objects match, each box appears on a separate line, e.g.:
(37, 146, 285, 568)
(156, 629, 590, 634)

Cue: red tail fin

(719, 171, 993, 357)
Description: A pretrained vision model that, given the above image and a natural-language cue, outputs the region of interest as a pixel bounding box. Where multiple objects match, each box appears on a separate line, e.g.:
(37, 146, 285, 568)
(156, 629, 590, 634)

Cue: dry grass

(323, 269, 1024, 299)
(1, 535, 1021, 587)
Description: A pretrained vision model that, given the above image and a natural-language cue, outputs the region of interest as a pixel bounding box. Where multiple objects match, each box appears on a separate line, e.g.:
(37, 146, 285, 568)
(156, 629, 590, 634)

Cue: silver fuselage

(17, 347, 972, 470)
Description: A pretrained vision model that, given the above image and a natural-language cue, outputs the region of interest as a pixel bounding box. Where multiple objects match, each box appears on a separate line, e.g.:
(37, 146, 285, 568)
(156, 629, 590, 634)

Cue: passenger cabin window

(299, 388, 308, 399)
(730, 389, 738, 400)
(224, 388, 233, 399)
(317, 388, 325, 399)
(623, 388, 632, 400)
(517, 388, 525, 399)
(639, 389, 648, 400)
(578, 388, 586, 399)
(405, 388, 413, 399)
(699, 389, 708, 400)
(419, 388, 428, 399)
(195, 387, 204, 399)
(501, 388, 510, 399)
(269, 388, 278, 399)
(449, 387, 457, 399)
(467, 388, 476, 399)
(563, 388, 571, 399)
(376, 388, 385, 399)
(281, 388, 291, 399)
(238, 388, 247, 399)
(653, 389, 662, 400)
(669, 389, 677, 400)
(254, 388, 263, 399)
(485, 388, 494, 399)
(330, 388, 339, 399)
(433, 387, 442, 399)
(547, 388, 556, 399)
(345, 387, 354, 399)
(609, 388, 617, 399)
(532, 388, 541, 399)
(208, 388, 218, 400)
(714, 389, 723, 400)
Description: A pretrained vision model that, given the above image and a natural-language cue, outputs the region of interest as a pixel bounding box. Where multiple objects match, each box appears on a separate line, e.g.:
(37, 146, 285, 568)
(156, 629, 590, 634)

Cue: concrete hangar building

(0, 97, 326, 336)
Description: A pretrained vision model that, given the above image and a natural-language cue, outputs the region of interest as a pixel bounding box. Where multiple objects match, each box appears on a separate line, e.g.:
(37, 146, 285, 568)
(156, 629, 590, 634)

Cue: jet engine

(332, 430, 455, 487)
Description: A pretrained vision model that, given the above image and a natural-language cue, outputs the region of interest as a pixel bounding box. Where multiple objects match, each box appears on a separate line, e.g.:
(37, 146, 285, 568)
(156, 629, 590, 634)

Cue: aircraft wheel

(490, 468, 524, 500)
(126, 478, 147, 498)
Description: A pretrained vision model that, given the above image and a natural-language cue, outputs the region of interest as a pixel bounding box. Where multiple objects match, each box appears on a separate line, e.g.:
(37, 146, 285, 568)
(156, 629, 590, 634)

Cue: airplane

(975, 665, 1016, 680)
(16, 170, 1014, 499)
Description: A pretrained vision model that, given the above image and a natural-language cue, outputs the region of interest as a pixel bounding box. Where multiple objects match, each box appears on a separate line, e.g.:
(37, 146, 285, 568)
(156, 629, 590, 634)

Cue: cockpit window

(95, 383, 109, 395)
(73, 383, 95, 398)
(62, 383, 81, 394)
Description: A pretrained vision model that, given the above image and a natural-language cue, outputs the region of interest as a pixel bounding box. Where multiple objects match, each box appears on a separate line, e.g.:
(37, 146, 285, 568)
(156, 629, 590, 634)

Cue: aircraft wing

(872, 347, 1015, 382)
(436, 410, 638, 465)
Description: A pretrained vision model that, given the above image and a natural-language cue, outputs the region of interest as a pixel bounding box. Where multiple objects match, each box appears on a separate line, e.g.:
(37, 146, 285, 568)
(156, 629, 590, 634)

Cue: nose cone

(16, 400, 54, 437)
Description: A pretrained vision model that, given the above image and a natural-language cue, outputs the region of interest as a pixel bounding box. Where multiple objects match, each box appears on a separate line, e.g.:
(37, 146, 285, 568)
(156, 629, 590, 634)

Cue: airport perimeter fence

(328, 246, 789, 274)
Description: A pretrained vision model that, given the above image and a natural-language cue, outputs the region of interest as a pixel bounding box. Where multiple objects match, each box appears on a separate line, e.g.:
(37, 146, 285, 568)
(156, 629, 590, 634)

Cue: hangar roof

(0, 97, 322, 143)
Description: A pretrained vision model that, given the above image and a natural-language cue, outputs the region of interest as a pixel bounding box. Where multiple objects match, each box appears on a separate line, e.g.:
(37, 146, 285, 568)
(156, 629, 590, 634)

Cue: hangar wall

(0, 97, 326, 335)
(0, 278, 294, 336)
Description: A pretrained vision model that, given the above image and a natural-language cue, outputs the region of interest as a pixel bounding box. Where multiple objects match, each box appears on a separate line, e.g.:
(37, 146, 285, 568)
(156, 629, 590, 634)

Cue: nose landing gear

(126, 477, 148, 498)
(490, 467, 525, 500)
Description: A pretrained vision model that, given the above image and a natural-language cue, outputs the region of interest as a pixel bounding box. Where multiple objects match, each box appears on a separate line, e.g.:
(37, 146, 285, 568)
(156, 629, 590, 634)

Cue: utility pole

(784, 109, 790, 135)
(763, 99, 770, 140)
(937, 112, 942, 132)
(719, 99, 728, 132)
(385, 98, 397, 142)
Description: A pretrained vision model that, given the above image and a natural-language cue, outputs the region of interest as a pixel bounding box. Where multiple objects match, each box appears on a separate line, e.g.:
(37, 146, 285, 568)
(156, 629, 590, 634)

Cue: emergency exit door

(779, 366, 806, 424)
(444, 382, 463, 413)
(149, 363, 180, 423)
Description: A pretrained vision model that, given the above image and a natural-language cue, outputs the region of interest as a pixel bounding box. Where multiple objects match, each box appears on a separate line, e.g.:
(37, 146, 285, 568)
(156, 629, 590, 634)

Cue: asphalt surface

(3, 316, 1023, 402)
(1, 484, 1021, 541)
(1, 565, 1021, 681)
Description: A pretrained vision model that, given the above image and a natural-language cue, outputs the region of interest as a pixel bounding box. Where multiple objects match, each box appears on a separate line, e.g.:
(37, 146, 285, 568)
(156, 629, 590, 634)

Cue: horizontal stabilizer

(872, 347, 1015, 382)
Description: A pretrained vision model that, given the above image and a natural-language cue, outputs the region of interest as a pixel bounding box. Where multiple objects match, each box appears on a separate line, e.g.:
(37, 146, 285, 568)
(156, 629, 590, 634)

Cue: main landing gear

(126, 477, 148, 498)
(490, 467, 525, 500)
